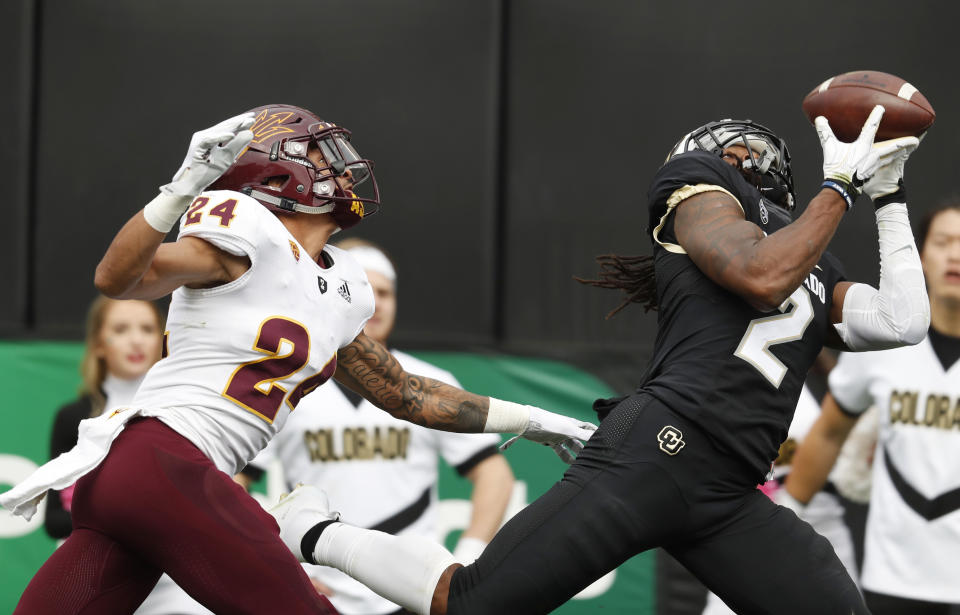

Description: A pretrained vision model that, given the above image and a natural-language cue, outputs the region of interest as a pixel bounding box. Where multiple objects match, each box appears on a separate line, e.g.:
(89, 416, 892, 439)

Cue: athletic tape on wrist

(484, 398, 530, 434)
(142, 192, 193, 233)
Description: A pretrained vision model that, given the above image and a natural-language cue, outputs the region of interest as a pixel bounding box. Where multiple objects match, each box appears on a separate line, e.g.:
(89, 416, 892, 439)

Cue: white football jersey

(133, 190, 374, 475)
(829, 339, 960, 602)
(253, 351, 502, 615)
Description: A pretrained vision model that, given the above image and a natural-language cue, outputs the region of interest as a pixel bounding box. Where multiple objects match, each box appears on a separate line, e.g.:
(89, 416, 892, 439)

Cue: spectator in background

(43, 296, 221, 615)
(45, 296, 165, 538)
(254, 239, 515, 615)
(783, 202, 960, 614)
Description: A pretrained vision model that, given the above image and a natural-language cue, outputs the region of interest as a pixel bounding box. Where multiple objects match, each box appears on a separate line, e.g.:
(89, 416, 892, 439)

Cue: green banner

(0, 343, 652, 614)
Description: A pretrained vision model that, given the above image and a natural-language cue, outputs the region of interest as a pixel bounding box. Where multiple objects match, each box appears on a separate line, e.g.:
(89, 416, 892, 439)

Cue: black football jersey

(641, 151, 845, 480)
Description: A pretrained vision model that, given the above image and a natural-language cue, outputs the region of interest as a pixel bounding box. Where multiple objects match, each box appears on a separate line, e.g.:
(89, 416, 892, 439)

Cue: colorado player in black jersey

(268, 106, 929, 614)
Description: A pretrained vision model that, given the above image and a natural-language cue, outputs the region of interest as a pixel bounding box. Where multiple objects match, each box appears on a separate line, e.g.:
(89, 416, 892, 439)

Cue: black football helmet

(668, 119, 796, 211)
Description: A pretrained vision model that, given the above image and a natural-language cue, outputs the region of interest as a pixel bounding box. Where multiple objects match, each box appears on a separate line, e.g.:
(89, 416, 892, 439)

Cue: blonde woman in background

(43, 296, 219, 615)
(44, 296, 165, 538)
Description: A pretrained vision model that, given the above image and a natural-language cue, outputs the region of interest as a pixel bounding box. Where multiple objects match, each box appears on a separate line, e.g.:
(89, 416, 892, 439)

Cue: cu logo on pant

(657, 425, 685, 455)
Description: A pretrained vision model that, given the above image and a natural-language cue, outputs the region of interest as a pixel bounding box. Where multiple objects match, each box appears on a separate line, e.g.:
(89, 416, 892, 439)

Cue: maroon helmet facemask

(209, 104, 380, 229)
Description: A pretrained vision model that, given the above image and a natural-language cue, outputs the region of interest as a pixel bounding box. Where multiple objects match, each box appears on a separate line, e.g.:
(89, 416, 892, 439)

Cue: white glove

(451, 536, 487, 564)
(143, 112, 256, 232)
(862, 136, 920, 206)
(500, 406, 597, 463)
(162, 112, 256, 197)
(772, 485, 808, 517)
(815, 105, 916, 209)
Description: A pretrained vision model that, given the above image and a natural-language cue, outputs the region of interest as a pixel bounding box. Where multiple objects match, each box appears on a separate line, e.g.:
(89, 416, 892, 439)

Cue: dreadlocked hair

(574, 253, 658, 318)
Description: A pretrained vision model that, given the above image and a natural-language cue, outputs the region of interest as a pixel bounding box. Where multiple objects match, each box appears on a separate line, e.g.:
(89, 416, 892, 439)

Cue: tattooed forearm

(335, 334, 489, 433)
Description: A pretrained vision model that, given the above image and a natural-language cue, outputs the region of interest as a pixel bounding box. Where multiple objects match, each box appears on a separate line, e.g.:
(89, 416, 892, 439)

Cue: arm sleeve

(827, 352, 875, 415)
(833, 203, 930, 350)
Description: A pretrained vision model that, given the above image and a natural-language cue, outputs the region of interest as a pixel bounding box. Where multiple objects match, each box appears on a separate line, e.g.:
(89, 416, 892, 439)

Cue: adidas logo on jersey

(338, 281, 351, 303)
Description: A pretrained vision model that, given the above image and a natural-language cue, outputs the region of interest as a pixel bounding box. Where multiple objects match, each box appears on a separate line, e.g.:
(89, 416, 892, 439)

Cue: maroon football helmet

(210, 104, 379, 230)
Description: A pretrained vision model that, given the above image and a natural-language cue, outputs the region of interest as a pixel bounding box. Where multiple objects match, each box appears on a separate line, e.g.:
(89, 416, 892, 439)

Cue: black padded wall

(0, 0, 35, 333)
(30, 0, 502, 342)
(10, 0, 960, 374)
(501, 0, 960, 373)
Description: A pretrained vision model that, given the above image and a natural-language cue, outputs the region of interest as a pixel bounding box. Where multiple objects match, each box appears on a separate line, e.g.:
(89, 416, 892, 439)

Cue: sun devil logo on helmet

(349, 195, 364, 217)
(250, 110, 297, 145)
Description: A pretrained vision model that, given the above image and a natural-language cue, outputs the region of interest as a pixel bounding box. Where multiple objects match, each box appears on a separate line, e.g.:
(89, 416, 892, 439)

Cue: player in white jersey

(783, 202, 960, 614)
(254, 239, 514, 615)
(0, 105, 595, 615)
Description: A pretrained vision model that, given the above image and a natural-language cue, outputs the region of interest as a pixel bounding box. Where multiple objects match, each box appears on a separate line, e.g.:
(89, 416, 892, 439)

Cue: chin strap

(242, 188, 335, 215)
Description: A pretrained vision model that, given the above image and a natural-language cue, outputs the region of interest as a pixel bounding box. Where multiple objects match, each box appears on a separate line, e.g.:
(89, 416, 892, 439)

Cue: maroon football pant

(15, 418, 337, 614)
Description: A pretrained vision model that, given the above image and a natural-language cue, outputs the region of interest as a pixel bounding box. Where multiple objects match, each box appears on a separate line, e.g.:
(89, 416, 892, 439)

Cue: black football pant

(448, 393, 867, 615)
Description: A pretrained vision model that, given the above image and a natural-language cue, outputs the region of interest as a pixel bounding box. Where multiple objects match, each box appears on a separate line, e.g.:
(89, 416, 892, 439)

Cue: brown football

(802, 70, 935, 142)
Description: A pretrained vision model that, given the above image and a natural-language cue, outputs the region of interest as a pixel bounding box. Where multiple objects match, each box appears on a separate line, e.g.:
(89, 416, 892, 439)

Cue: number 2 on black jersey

(734, 287, 814, 387)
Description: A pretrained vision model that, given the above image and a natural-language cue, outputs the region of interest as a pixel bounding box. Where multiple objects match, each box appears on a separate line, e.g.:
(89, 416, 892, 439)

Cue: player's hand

(816, 105, 889, 208)
(162, 112, 256, 197)
(500, 407, 597, 463)
(862, 136, 920, 208)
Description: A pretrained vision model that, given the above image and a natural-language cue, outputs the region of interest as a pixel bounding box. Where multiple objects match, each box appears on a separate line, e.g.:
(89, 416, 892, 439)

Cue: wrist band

(821, 180, 856, 210)
(873, 182, 907, 210)
(484, 398, 530, 434)
(143, 192, 194, 233)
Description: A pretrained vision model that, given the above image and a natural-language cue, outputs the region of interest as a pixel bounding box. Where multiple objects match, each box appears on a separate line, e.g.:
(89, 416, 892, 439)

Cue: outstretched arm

(828, 140, 929, 350)
(676, 106, 918, 313)
(335, 333, 596, 462)
(334, 333, 489, 432)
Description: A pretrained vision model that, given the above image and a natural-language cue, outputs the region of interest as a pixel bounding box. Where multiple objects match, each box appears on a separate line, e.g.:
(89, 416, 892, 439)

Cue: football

(801, 70, 935, 142)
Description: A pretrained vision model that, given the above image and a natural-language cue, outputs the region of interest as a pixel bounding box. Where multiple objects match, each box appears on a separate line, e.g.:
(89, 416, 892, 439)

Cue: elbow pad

(833, 204, 929, 350)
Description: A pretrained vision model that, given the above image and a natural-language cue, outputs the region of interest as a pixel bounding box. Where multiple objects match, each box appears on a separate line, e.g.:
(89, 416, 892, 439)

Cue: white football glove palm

(500, 407, 597, 463)
(162, 112, 256, 197)
(862, 136, 920, 205)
